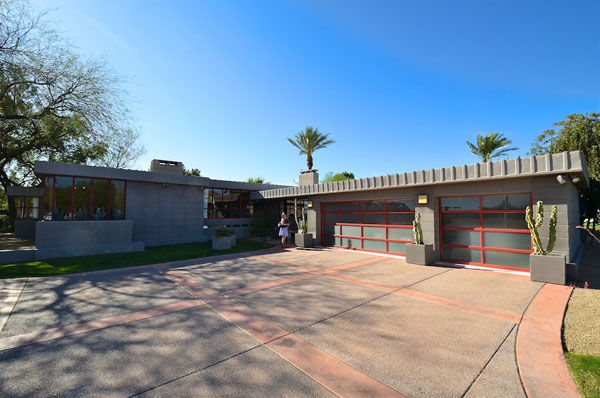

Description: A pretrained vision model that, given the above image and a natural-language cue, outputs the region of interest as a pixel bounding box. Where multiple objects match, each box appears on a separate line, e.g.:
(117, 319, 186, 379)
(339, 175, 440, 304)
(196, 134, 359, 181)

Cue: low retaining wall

(0, 249, 35, 265)
(34, 220, 144, 260)
(14, 220, 37, 239)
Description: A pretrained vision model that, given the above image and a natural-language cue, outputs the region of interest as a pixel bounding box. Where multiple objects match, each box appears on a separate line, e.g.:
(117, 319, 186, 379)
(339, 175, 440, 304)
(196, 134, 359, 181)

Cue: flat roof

(34, 161, 288, 191)
(252, 151, 589, 200)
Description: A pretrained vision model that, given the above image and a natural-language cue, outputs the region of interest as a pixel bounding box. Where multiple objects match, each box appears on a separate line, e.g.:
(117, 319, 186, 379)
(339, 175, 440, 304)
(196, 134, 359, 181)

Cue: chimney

(150, 159, 184, 175)
(299, 170, 319, 186)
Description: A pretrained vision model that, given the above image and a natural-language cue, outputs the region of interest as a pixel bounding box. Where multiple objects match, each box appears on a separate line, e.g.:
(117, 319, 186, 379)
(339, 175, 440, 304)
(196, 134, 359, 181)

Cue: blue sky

(38, 0, 600, 185)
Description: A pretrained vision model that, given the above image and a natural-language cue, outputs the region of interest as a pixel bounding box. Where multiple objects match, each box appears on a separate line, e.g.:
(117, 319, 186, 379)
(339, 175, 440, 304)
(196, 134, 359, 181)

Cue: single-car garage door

(321, 198, 415, 255)
(439, 193, 533, 271)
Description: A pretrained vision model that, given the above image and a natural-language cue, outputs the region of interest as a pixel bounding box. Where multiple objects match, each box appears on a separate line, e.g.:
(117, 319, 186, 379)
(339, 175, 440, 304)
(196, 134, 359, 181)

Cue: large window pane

(363, 201, 385, 212)
(341, 225, 361, 237)
(323, 202, 339, 211)
(388, 200, 414, 211)
(363, 240, 386, 251)
(362, 213, 385, 224)
(111, 180, 125, 220)
(442, 246, 481, 263)
(210, 189, 223, 218)
(483, 194, 530, 210)
(340, 201, 360, 211)
(341, 237, 361, 249)
(74, 178, 91, 220)
(340, 213, 361, 223)
(240, 192, 251, 217)
(222, 189, 232, 218)
(324, 212, 339, 223)
(442, 230, 481, 247)
(44, 176, 53, 219)
(441, 213, 480, 228)
(441, 197, 479, 211)
(323, 235, 337, 246)
(54, 176, 73, 220)
(388, 228, 413, 241)
(483, 232, 531, 250)
(388, 241, 407, 254)
(363, 227, 385, 239)
(323, 224, 340, 235)
(483, 213, 527, 230)
(484, 250, 530, 269)
(387, 213, 413, 225)
(92, 179, 109, 220)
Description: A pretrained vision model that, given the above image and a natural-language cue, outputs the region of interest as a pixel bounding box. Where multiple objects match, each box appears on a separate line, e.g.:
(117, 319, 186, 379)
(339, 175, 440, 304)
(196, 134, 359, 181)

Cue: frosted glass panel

(323, 224, 341, 235)
(341, 238, 361, 249)
(388, 228, 413, 241)
(442, 230, 481, 246)
(363, 240, 386, 251)
(442, 246, 480, 263)
(342, 225, 361, 237)
(363, 227, 385, 239)
(484, 251, 530, 269)
(483, 232, 531, 250)
(388, 242, 407, 254)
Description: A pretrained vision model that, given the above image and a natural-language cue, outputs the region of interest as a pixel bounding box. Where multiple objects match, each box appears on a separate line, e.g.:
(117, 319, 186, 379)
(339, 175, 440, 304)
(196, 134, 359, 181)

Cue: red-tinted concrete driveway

(0, 248, 572, 397)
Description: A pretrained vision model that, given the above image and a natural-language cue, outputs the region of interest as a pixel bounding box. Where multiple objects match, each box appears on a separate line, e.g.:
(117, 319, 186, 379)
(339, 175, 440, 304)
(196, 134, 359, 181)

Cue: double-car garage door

(321, 193, 533, 272)
(321, 198, 415, 255)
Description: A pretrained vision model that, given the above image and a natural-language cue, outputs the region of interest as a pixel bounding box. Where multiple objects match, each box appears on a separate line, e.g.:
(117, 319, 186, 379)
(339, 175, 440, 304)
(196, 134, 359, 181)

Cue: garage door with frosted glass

(439, 193, 533, 271)
(321, 199, 414, 255)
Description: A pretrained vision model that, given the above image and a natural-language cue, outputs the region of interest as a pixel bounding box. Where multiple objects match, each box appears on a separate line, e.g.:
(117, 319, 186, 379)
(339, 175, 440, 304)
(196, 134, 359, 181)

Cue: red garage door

(321, 198, 415, 255)
(439, 193, 533, 272)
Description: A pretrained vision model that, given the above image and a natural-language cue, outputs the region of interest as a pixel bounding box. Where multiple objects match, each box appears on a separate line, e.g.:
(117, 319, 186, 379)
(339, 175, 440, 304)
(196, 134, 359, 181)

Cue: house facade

(4, 151, 589, 277)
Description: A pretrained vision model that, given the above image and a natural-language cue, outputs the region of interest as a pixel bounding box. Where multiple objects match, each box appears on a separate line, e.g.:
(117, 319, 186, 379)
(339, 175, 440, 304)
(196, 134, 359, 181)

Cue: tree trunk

(307, 153, 313, 170)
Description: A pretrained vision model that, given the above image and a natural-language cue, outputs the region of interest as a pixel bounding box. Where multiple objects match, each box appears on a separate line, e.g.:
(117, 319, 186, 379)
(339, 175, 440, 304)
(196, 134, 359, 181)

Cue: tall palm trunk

(307, 153, 313, 170)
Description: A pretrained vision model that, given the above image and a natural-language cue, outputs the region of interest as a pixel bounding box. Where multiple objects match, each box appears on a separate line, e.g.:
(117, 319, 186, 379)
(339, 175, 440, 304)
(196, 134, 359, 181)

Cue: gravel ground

(564, 241, 600, 356)
(564, 289, 600, 356)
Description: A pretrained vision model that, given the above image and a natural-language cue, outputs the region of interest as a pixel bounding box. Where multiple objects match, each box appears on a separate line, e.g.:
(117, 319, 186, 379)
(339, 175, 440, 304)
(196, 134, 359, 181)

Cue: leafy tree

(530, 113, 600, 180)
(322, 171, 355, 183)
(530, 113, 600, 219)
(247, 177, 270, 184)
(0, 0, 143, 228)
(466, 132, 518, 162)
(287, 126, 335, 170)
(182, 166, 201, 176)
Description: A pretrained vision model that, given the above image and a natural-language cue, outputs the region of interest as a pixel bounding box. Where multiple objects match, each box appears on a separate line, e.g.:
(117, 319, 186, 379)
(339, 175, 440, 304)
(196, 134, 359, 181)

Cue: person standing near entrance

(288, 213, 298, 246)
(278, 213, 290, 248)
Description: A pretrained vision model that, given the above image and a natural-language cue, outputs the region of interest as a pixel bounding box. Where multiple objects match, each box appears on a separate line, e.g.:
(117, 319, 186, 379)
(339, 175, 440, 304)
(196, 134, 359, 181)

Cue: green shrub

(0, 214, 10, 232)
(214, 229, 235, 237)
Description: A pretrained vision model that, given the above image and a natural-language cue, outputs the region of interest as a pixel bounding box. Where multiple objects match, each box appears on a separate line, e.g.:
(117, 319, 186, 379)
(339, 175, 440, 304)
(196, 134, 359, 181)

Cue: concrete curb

(516, 284, 580, 398)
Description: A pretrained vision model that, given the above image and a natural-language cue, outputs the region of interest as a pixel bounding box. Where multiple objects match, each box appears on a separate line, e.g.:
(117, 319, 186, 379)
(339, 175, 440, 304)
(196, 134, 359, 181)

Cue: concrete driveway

(0, 248, 544, 397)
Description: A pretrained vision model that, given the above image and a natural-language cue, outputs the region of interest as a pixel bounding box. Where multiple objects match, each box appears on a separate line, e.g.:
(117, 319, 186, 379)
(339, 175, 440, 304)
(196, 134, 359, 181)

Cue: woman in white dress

(279, 213, 290, 249)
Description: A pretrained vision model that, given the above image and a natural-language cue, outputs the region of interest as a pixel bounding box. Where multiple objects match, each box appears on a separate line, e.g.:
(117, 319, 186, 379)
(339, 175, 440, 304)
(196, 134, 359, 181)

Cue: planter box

(406, 244, 435, 265)
(530, 253, 566, 285)
(212, 235, 236, 250)
(295, 233, 314, 248)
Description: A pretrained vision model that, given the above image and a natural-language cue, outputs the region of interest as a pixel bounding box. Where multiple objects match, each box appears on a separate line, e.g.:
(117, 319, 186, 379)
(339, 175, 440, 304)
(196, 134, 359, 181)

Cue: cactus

(525, 201, 558, 255)
(413, 212, 424, 245)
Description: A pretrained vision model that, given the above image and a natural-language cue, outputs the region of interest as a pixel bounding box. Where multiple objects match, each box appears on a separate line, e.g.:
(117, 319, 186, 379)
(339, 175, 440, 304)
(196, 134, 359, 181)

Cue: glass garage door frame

(321, 198, 415, 255)
(439, 193, 533, 272)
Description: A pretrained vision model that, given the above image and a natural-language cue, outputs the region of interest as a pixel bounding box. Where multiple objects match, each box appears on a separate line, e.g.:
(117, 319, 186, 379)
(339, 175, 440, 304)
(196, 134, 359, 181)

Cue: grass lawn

(0, 239, 274, 279)
(566, 353, 600, 398)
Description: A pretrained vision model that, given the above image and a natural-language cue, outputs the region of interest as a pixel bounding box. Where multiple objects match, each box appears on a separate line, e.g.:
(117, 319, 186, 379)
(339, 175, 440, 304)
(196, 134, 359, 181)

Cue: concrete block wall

(302, 175, 583, 266)
(204, 218, 252, 239)
(126, 181, 206, 246)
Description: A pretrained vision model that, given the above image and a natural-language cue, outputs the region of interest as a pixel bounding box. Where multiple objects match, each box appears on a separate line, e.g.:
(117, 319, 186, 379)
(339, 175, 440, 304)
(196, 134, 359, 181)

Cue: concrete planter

(406, 243, 435, 265)
(212, 235, 236, 250)
(295, 233, 314, 248)
(530, 253, 567, 285)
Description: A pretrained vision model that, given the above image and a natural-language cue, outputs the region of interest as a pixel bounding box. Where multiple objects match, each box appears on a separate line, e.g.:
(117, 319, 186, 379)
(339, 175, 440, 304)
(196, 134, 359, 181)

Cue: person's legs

(281, 235, 287, 248)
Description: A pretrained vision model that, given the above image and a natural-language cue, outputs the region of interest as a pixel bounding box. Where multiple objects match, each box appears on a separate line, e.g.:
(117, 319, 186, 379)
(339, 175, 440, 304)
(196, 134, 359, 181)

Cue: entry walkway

(0, 248, 574, 397)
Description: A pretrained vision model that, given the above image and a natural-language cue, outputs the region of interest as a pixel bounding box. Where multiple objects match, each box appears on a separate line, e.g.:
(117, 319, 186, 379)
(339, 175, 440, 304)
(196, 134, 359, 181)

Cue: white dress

(279, 219, 289, 237)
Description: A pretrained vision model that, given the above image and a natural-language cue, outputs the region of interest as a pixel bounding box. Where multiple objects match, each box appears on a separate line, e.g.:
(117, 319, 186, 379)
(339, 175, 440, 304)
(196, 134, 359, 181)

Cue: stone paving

(0, 248, 555, 397)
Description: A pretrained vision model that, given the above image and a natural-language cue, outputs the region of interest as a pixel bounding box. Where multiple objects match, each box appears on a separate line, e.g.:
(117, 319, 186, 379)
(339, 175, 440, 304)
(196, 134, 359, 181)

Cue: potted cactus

(295, 210, 313, 248)
(405, 213, 435, 265)
(526, 201, 565, 284)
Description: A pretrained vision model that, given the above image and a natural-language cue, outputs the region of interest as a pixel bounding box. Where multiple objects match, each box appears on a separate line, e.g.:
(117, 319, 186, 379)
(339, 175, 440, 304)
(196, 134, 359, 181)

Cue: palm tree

(466, 132, 518, 162)
(288, 126, 335, 170)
